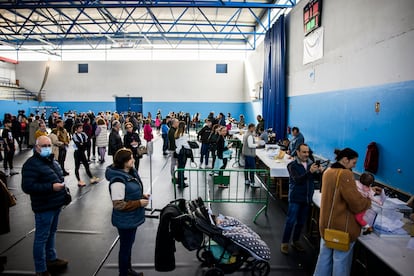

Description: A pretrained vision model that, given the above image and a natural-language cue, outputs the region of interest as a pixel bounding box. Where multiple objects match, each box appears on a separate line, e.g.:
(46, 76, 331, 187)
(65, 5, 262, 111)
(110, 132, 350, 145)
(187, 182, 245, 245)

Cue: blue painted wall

(0, 99, 40, 118)
(287, 80, 414, 194)
(43, 101, 259, 125)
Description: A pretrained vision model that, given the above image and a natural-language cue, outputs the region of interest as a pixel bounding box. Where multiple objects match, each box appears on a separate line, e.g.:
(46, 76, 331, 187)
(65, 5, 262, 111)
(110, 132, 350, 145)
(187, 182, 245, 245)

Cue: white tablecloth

(255, 148, 290, 177)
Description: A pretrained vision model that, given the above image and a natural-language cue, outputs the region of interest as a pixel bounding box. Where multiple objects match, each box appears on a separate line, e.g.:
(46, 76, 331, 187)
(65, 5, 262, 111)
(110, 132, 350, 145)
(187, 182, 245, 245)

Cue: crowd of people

(2, 108, 411, 276)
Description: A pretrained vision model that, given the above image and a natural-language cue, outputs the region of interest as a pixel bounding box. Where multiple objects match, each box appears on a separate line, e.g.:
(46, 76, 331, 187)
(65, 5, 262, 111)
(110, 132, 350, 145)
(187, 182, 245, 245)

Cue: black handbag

(188, 141, 199, 149)
(64, 186, 72, 205)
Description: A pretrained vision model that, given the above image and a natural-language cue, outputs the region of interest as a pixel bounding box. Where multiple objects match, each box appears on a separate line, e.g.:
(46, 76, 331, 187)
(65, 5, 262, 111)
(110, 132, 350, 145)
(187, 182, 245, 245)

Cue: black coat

(0, 172, 10, 235)
(21, 152, 66, 213)
(108, 129, 123, 156)
(154, 204, 181, 272)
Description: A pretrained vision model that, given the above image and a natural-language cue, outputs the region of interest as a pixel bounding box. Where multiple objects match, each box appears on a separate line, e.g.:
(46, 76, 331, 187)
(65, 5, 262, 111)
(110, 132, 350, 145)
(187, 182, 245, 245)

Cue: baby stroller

(166, 198, 271, 276)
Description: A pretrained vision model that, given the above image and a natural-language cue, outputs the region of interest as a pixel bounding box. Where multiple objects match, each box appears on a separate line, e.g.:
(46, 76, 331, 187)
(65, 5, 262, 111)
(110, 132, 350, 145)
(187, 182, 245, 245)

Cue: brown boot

(47, 258, 68, 268)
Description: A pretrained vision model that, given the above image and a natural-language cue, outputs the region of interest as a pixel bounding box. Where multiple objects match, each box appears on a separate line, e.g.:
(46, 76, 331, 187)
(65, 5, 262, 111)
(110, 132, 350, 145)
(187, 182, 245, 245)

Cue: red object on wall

(0, 56, 18, 64)
(364, 142, 379, 174)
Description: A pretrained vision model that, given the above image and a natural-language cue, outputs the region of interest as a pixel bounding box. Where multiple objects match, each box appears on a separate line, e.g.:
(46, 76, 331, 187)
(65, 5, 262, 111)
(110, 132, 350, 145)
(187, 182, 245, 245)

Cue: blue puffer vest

(105, 166, 145, 229)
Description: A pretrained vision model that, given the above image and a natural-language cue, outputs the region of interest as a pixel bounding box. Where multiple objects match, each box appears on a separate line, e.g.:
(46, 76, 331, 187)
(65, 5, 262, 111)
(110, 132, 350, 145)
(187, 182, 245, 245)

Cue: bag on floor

(324, 228, 350, 251)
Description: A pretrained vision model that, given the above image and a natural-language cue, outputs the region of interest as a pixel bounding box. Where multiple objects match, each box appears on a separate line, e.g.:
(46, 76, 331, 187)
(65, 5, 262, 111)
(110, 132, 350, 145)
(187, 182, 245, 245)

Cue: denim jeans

(281, 202, 309, 243)
(162, 134, 168, 153)
(33, 208, 61, 272)
(117, 227, 138, 276)
(244, 155, 256, 183)
(200, 143, 210, 165)
(313, 238, 355, 276)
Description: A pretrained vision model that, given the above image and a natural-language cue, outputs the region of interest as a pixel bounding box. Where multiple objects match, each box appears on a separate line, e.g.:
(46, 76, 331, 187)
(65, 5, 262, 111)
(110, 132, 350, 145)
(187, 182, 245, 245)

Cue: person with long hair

(105, 148, 149, 276)
(174, 121, 191, 188)
(314, 148, 371, 276)
(123, 122, 142, 171)
(213, 126, 233, 188)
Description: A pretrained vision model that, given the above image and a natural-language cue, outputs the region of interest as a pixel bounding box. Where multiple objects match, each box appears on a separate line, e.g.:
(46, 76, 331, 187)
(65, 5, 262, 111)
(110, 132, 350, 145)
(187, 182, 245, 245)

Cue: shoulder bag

(324, 170, 351, 251)
(1, 179, 17, 207)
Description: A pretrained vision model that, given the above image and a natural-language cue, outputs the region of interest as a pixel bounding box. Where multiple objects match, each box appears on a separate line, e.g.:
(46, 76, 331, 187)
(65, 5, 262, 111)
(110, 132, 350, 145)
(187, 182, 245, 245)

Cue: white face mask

(40, 147, 52, 157)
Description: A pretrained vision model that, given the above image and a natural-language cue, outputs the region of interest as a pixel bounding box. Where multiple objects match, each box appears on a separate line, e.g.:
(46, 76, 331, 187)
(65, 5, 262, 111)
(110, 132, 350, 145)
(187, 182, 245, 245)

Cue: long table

(312, 190, 414, 276)
(255, 147, 290, 198)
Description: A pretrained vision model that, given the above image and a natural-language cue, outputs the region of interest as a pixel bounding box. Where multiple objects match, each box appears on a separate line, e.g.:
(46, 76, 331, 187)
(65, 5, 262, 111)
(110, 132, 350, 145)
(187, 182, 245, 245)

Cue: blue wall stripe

(287, 80, 414, 194)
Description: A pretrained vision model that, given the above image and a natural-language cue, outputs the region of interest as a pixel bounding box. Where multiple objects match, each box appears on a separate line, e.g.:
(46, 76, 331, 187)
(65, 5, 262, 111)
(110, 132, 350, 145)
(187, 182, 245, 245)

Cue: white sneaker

(250, 182, 261, 188)
(10, 169, 19, 175)
(245, 180, 250, 185)
(4, 169, 10, 176)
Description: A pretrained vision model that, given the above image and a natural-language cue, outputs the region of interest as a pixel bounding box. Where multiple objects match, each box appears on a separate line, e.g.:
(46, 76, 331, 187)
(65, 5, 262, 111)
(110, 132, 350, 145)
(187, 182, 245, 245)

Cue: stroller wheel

(251, 260, 270, 276)
(197, 246, 210, 263)
(205, 267, 224, 276)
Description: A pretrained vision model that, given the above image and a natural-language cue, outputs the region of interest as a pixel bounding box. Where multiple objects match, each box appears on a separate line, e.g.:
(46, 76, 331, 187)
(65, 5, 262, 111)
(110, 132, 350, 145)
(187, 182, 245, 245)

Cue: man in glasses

(22, 136, 69, 276)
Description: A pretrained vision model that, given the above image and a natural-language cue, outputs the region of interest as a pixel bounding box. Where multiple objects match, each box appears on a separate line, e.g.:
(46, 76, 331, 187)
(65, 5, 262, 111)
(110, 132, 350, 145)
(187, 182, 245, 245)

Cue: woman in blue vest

(105, 148, 150, 276)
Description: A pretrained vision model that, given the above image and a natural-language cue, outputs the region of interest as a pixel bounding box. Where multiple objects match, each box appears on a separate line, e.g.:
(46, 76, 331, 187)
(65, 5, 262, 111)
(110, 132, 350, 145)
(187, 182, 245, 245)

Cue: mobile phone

(315, 160, 321, 166)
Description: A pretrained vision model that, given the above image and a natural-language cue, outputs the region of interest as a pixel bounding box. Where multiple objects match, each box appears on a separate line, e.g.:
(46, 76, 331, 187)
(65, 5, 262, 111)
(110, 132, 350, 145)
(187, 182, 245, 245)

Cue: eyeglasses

(39, 144, 52, 148)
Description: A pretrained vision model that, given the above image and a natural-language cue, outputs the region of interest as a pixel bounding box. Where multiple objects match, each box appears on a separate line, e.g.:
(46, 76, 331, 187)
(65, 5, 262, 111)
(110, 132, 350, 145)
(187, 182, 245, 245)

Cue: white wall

(287, 0, 414, 97)
(16, 60, 246, 102)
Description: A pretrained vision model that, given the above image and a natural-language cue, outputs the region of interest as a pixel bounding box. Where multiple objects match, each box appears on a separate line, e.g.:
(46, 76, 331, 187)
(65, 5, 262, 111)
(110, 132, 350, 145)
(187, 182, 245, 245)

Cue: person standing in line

(105, 148, 149, 276)
(21, 136, 69, 276)
(168, 119, 179, 180)
(313, 148, 371, 276)
(11, 116, 23, 152)
(155, 114, 161, 135)
(213, 126, 233, 188)
(28, 115, 40, 148)
(242, 123, 263, 188)
(280, 143, 321, 254)
(208, 124, 220, 169)
(35, 121, 48, 140)
(143, 119, 154, 143)
(52, 119, 70, 176)
(108, 120, 123, 157)
(72, 124, 100, 187)
(123, 122, 142, 171)
(161, 119, 169, 156)
(95, 117, 109, 164)
(288, 127, 305, 157)
(82, 117, 93, 162)
(1, 119, 18, 176)
(197, 118, 212, 169)
(175, 121, 191, 188)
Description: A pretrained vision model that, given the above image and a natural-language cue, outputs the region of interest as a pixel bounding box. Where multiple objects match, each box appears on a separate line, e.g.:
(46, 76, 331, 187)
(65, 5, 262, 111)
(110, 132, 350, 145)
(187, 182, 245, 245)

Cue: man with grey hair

(108, 120, 123, 156)
(22, 136, 69, 275)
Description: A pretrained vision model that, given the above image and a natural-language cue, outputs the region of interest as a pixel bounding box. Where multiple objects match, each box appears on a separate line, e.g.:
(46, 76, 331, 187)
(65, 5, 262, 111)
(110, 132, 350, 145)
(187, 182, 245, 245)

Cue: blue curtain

(262, 14, 286, 140)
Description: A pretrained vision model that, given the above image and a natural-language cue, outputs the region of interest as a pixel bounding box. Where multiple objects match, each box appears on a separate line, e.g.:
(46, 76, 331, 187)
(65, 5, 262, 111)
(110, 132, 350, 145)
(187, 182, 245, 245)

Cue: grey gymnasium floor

(0, 132, 319, 276)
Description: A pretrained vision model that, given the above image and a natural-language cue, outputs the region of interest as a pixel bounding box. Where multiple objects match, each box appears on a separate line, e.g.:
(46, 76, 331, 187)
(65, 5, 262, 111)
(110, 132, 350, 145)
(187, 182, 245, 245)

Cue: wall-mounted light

(375, 102, 380, 113)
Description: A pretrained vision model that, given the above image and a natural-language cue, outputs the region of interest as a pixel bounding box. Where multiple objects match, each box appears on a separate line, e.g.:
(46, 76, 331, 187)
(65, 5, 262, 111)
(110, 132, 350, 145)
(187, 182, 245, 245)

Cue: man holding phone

(280, 143, 322, 254)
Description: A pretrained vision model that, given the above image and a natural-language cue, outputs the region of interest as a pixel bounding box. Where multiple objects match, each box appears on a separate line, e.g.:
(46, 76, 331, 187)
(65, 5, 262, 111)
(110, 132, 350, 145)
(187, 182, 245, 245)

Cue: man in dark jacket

(21, 136, 69, 275)
(280, 143, 321, 254)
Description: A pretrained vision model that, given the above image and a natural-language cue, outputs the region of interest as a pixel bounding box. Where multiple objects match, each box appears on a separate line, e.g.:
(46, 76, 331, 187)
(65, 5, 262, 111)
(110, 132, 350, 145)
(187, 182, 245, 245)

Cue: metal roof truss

(0, 1, 296, 52)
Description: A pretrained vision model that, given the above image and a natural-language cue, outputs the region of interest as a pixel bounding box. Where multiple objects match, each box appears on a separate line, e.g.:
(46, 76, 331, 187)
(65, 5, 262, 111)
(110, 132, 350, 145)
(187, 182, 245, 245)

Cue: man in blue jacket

(21, 136, 69, 276)
(280, 143, 321, 254)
